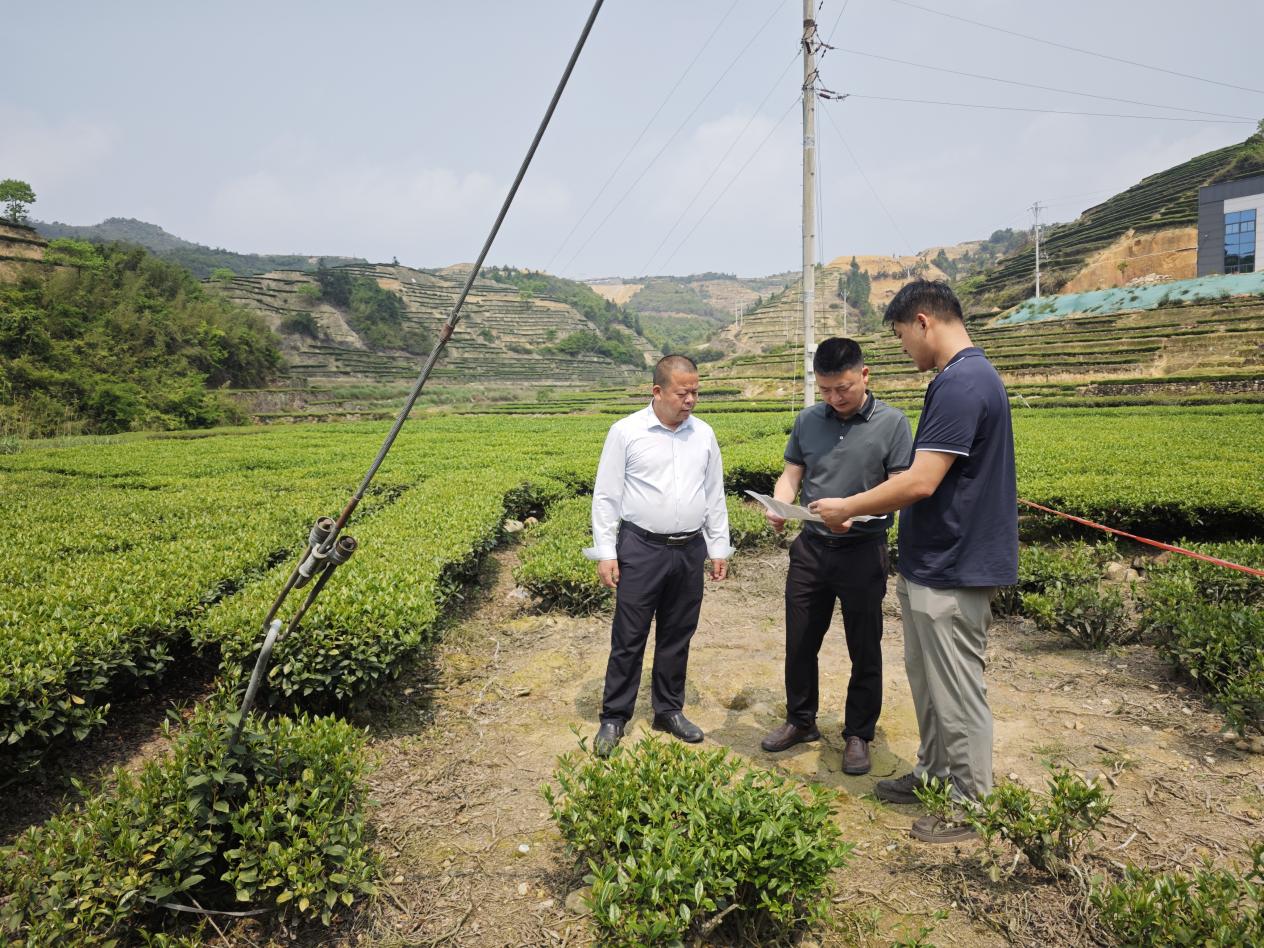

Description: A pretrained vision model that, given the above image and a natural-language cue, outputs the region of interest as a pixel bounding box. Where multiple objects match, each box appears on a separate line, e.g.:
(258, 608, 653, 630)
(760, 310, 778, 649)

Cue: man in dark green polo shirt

(760, 337, 913, 776)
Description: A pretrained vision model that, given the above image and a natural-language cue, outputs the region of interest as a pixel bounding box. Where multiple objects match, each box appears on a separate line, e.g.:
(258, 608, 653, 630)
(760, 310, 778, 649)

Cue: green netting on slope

(996, 272, 1264, 325)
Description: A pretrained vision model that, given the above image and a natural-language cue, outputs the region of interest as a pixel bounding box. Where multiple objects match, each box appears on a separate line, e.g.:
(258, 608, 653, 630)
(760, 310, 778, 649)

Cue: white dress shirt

(588, 403, 732, 561)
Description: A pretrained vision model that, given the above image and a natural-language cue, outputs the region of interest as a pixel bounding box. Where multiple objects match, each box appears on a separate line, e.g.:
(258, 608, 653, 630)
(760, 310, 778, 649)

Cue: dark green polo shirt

(784, 392, 914, 542)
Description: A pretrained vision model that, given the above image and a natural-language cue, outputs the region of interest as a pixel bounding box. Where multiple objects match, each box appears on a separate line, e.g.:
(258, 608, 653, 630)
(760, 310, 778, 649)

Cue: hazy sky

(5, 1, 1261, 278)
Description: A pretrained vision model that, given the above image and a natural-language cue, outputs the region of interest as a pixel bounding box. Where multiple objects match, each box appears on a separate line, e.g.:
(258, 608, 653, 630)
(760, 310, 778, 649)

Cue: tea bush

(515, 495, 777, 616)
(1140, 541, 1264, 731)
(515, 496, 610, 614)
(0, 708, 375, 945)
(544, 737, 851, 945)
(1093, 841, 1264, 946)
(993, 541, 1115, 617)
(199, 469, 527, 709)
(917, 766, 1111, 878)
(726, 494, 780, 551)
(1023, 582, 1133, 648)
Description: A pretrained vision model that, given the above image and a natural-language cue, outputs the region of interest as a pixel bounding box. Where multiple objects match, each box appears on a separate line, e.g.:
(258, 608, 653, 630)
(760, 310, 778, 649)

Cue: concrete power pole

(1031, 201, 1043, 299)
(801, 0, 817, 407)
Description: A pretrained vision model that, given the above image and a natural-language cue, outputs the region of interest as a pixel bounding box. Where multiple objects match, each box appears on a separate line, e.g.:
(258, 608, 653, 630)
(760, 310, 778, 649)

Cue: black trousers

(784, 532, 888, 740)
(600, 527, 706, 724)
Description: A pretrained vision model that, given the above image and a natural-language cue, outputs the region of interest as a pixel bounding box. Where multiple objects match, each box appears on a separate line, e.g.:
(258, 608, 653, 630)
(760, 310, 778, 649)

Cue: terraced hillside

(219, 263, 659, 392)
(715, 255, 953, 357)
(460, 295, 1264, 416)
(965, 135, 1264, 309)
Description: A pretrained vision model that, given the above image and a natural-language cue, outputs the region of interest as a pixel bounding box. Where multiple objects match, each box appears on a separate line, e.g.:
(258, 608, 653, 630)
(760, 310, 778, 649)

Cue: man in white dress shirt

(590, 354, 732, 757)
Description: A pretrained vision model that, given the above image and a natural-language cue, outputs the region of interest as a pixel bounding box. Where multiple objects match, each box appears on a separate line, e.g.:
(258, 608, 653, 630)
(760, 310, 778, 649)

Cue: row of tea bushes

(1, 708, 374, 945)
(198, 470, 566, 710)
(993, 537, 1263, 732)
(0, 466, 368, 772)
(1140, 540, 1264, 733)
(514, 495, 777, 615)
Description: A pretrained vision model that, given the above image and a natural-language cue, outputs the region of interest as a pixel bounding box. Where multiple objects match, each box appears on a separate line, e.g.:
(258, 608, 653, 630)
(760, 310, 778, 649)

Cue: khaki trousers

(896, 575, 995, 801)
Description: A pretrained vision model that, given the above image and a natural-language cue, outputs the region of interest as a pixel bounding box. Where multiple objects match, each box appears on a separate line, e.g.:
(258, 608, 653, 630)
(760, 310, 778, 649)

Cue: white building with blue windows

(1198, 174, 1263, 275)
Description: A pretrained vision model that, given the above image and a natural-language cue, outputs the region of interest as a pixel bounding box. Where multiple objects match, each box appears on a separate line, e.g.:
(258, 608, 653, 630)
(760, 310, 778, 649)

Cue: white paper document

(744, 490, 882, 524)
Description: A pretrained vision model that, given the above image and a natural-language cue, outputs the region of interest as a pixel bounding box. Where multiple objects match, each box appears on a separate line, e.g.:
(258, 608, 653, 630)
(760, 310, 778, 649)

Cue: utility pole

(1031, 201, 1043, 299)
(801, 0, 817, 407)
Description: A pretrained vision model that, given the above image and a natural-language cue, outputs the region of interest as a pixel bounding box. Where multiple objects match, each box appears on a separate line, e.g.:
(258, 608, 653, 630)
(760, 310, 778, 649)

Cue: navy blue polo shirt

(898, 347, 1018, 588)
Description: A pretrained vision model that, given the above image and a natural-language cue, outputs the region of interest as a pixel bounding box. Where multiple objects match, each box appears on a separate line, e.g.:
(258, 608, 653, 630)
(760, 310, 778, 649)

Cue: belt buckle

(666, 532, 692, 546)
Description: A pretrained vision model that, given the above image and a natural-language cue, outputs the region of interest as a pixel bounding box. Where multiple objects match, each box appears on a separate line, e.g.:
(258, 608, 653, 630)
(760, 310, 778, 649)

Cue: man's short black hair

(884, 279, 964, 325)
(813, 337, 864, 376)
(654, 354, 698, 387)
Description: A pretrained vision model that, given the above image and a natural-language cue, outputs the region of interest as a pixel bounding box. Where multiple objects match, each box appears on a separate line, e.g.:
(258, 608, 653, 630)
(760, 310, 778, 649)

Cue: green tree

(933, 248, 958, 280)
(0, 179, 35, 223)
(0, 242, 280, 435)
(845, 257, 872, 312)
(210, 267, 236, 282)
(44, 238, 103, 270)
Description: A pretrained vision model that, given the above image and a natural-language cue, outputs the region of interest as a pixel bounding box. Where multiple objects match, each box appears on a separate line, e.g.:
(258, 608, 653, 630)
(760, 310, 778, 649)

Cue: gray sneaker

(874, 771, 925, 804)
(910, 813, 979, 844)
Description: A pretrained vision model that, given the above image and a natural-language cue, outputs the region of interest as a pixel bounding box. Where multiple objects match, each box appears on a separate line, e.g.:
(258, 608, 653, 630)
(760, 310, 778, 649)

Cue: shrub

(202, 470, 518, 709)
(726, 495, 778, 551)
(280, 311, 320, 338)
(1140, 542, 1264, 732)
(515, 495, 770, 615)
(515, 496, 609, 614)
(0, 707, 375, 944)
(1023, 582, 1133, 648)
(544, 737, 851, 945)
(1093, 842, 1264, 946)
(993, 541, 1115, 618)
(916, 766, 1111, 879)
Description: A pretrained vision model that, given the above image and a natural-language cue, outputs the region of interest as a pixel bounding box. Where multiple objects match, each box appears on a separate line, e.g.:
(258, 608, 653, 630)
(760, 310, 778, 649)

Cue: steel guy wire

(560, 0, 787, 277)
(543, 0, 743, 274)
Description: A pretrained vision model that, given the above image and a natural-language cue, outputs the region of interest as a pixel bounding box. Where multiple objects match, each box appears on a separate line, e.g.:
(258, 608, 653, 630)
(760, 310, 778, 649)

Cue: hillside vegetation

(218, 262, 660, 411)
(0, 241, 280, 437)
(33, 217, 365, 279)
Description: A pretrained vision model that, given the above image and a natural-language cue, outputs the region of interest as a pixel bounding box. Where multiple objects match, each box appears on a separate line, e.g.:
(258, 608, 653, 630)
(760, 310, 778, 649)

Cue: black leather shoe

(760, 721, 821, 753)
(593, 720, 624, 758)
(652, 711, 703, 743)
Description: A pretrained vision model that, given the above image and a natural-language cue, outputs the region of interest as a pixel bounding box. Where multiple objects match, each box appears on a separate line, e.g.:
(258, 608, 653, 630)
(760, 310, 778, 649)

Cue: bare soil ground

(332, 541, 1264, 947)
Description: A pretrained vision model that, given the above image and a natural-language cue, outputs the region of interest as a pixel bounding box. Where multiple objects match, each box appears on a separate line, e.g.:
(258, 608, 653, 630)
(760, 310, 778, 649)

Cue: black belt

(621, 520, 702, 546)
(802, 529, 884, 550)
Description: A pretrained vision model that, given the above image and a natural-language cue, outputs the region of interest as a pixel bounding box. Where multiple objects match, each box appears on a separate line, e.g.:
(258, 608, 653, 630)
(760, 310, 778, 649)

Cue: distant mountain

(31, 217, 364, 279)
(588, 272, 797, 354)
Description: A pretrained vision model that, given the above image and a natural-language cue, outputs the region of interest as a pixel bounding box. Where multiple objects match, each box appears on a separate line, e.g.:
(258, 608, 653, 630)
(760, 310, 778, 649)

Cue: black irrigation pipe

(230, 0, 606, 744)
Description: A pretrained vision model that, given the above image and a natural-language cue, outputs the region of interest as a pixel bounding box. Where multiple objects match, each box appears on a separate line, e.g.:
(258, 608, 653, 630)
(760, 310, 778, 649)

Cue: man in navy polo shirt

(809, 279, 1018, 845)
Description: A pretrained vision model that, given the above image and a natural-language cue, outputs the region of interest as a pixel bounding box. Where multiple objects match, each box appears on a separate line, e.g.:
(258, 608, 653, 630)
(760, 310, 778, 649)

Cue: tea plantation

(2, 402, 1262, 944)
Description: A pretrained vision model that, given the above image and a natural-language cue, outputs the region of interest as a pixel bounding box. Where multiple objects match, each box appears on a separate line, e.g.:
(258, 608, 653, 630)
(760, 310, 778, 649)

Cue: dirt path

(342, 540, 1264, 947)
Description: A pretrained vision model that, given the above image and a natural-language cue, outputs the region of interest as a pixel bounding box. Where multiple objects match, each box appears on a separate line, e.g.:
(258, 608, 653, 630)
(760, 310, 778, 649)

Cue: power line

(835, 93, 1256, 123)
(639, 49, 800, 275)
(819, 103, 916, 256)
(831, 47, 1254, 121)
(542, 0, 744, 273)
(656, 95, 801, 274)
(886, 0, 1264, 97)
(559, 0, 786, 276)
(821, 0, 854, 46)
